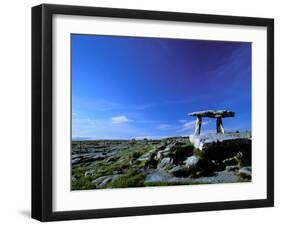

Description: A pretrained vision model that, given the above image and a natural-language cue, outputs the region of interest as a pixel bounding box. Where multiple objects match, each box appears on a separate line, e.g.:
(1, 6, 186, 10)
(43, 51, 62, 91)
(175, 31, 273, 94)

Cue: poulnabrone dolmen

(186, 109, 251, 181)
(188, 110, 243, 150)
(189, 110, 235, 135)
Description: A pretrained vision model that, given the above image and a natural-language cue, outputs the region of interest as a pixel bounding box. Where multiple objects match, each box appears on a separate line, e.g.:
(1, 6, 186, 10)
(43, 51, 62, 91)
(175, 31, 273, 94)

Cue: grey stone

(168, 165, 190, 177)
(106, 156, 120, 162)
(168, 166, 181, 174)
(225, 165, 239, 172)
(194, 116, 202, 135)
(137, 148, 156, 162)
(112, 170, 121, 175)
(92, 175, 120, 188)
(189, 133, 249, 151)
(223, 156, 239, 166)
(156, 151, 163, 160)
(239, 167, 251, 179)
(184, 155, 199, 169)
(158, 157, 173, 169)
(145, 169, 174, 183)
(72, 158, 82, 164)
(156, 150, 170, 160)
(72, 151, 117, 165)
(84, 170, 93, 177)
(188, 110, 235, 118)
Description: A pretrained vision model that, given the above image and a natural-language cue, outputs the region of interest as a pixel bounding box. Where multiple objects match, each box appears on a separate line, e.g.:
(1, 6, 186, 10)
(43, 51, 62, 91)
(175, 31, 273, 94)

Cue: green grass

(106, 169, 146, 188)
(71, 142, 154, 190)
(72, 136, 251, 190)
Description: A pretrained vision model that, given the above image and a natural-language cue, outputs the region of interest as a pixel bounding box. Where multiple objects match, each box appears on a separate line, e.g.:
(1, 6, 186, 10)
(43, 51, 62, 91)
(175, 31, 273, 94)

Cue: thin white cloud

(178, 119, 211, 132)
(111, 115, 131, 124)
(157, 124, 170, 130)
(73, 115, 95, 126)
(182, 120, 196, 131)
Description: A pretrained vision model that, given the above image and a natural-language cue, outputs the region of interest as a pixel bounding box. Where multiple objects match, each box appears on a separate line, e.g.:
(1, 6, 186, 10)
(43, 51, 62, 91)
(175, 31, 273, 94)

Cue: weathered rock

(239, 167, 251, 179)
(168, 165, 190, 177)
(72, 151, 117, 165)
(189, 134, 251, 166)
(168, 166, 181, 174)
(190, 133, 249, 150)
(92, 175, 120, 188)
(156, 143, 167, 151)
(194, 116, 202, 135)
(156, 151, 163, 160)
(188, 110, 235, 118)
(168, 142, 194, 164)
(137, 149, 156, 162)
(106, 156, 120, 162)
(137, 148, 158, 168)
(225, 165, 239, 172)
(112, 170, 122, 175)
(156, 150, 170, 160)
(84, 170, 93, 177)
(222, 156, 239, 166)
(158, 157, 173, 169)
(184, 155, 199, 169)
(145, 169, 174, 183)
(72, 158, 82, 164)
(71, 175, 77, 181)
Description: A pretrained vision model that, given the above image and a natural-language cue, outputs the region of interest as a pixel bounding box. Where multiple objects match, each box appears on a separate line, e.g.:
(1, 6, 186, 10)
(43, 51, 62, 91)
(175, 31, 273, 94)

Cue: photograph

(71, 34, 252, 190)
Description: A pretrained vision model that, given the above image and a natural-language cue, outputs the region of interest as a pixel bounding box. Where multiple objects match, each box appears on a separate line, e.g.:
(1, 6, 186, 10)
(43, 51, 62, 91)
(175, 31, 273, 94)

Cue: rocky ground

(71, 133, 251, 190)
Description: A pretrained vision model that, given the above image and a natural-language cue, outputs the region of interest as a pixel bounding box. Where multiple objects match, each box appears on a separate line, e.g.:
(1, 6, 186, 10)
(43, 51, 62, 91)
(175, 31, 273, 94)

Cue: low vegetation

(72, 133, 252, 190)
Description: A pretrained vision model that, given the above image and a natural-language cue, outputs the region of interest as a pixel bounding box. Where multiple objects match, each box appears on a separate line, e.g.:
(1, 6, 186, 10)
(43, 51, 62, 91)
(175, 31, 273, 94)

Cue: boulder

(106, 156, 120, 163)
(84, 170, 93, 177)
(72, 151, 117, 165)
(137, 149, 156, 162)
(225, 165, 239, 172)
(168, 165, 190, 177)
(190, 133, 250, 150)
(156, 151, 163, 160)
(156, 150, 170, 160)
(158, 157, 173, 169)
(222, 156, 239, 166)
(72, 158, 82, 165)
(184, 155, 199, 169)
(189, 134, 251, 164)
(71, 175, 77, 182)
(92, 175, 120, 188)
(168, 142, 194, 164)
(137, 148, 158, 168)
(239, 167, 251, 179)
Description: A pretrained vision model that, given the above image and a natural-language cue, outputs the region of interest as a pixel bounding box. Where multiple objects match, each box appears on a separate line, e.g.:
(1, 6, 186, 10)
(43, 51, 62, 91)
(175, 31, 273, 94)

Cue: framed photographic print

(32, 4, 274, 221)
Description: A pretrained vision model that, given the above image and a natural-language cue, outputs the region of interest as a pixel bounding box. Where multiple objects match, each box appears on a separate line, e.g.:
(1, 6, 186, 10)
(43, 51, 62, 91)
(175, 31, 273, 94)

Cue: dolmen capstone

(188, 110, 235, 135)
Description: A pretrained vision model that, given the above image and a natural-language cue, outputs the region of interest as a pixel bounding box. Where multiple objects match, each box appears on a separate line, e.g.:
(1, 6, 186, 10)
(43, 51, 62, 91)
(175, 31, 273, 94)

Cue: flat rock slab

(188, 110, 235, 118)
(71, 151, 116, 165)
(189, 133, 250, 150)
(145, 169, 241, 184)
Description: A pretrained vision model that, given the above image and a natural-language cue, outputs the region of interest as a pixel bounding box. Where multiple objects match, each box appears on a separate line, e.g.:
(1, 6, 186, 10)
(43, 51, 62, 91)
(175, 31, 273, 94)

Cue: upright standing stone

(194, 116, 202, 135)
(216, 117, 224, 134)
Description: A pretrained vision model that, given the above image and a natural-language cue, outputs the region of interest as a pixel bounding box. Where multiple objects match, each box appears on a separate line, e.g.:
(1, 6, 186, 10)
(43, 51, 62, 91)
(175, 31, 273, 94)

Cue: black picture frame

(32, 4, 274, 222)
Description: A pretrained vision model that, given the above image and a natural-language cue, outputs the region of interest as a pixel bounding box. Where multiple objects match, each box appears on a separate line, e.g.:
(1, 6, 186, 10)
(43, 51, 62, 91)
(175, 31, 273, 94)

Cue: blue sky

(72, 34, 251, 140)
